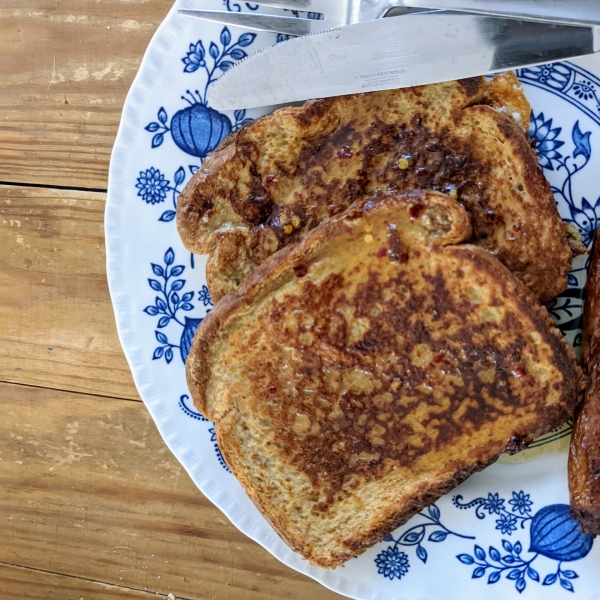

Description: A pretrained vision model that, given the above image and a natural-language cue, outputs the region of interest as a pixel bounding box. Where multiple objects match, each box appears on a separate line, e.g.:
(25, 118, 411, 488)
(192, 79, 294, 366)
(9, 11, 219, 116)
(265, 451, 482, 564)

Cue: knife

(398, 0, 600, 27)
(207, 13, 600, 110)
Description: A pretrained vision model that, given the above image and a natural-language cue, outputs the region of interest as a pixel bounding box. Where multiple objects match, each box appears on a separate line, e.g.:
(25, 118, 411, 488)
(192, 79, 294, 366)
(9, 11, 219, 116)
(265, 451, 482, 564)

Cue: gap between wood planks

(0, 560, 192, 600)
(0, 180, 108, 194)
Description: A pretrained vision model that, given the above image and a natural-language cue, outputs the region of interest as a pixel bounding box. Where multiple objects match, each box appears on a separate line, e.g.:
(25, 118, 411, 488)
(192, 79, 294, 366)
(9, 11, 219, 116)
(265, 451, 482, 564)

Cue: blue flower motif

(182, 41, 206, 73)
(520, 64, 571, 90)
(198, 285, 213, 307)
(573, 80, 596, 101)
(529, 112, 565, 170)
(496, 513, 518, 536)
(136, 167, 169, 204)
(567, 197, 600, 247)
(483, 493, 505, 515)
(375, 547, 410, 580)
(509, 491, 533, 516)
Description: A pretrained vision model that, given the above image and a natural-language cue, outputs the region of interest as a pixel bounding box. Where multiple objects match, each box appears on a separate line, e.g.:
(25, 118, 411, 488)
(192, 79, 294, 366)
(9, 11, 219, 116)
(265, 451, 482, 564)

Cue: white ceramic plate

(106, 2, 600, 598)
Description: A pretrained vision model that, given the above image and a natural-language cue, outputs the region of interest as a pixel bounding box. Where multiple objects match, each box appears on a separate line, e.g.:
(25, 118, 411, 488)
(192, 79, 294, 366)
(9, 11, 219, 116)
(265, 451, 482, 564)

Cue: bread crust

(187, 190, 585, 568)
(177, 75, 572, 303)
(569, 234, 600, 536)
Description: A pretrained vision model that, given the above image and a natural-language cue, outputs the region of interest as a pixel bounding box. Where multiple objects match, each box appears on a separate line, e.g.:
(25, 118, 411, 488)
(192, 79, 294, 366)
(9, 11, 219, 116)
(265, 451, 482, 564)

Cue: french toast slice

(177, 74, 572, 303)
(187, 190, 585, 568)
(569, 234, 600, 536)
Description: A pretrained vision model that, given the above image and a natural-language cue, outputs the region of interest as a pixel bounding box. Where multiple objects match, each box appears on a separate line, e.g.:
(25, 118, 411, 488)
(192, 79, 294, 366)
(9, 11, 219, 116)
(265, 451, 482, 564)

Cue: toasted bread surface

(177, 75, 571, 303)
(570, 234, 600, 536)
(187, 190, 584, 568)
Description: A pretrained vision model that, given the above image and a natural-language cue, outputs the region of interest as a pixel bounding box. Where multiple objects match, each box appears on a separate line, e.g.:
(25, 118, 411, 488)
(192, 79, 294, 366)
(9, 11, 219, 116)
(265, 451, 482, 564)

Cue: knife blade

(398, 0, 600, 27)
(207, 13, 600, 110)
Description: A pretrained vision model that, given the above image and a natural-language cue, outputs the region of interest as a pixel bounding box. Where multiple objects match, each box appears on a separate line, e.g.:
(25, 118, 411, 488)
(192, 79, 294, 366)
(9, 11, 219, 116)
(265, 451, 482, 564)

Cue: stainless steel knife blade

(398, 0, 600, 27)
(207, 13, 600, 110)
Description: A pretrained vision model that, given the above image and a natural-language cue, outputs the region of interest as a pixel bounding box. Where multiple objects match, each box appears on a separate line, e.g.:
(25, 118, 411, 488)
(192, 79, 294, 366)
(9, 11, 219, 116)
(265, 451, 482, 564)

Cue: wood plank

(0, 184, 139, 399)
(0, 383, 343, 600)
(0, 0, 171, 189)
(0, 562, 168, 599)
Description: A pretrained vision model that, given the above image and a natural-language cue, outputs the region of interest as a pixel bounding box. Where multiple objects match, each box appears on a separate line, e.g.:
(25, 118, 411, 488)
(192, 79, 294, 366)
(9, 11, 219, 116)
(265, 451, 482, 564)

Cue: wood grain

(0, 0, 171, 190)
(0, 382, 343, 600)
(0, 184, 138, 400)
(0, 562, 169, 599)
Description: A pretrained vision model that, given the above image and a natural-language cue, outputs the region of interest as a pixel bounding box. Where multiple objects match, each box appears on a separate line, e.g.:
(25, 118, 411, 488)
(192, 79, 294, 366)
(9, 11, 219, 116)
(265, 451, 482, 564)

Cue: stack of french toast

(175, 73, 599, 568)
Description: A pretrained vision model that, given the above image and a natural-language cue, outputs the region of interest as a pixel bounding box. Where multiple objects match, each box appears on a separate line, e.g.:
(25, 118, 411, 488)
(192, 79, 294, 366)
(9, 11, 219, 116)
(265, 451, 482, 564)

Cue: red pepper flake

(376, 246, 388, 259)
(513, 223, 522, 232)
(512, 366, 527, 378)
(293, 264, 308, 277)
(433, 353, 445, 363)
(268, 385, 277, 394)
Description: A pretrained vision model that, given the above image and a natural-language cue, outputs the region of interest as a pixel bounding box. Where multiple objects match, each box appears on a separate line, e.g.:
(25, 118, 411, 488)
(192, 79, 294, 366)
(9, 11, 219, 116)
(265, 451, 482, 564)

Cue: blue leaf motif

(488, 571, 501, 584)
(170, 265, 185, 277)
(508, 569, 522, 580)
(428, 505, 440, 520)
(474, 545, 486, 561)
(502, 540, 513, 553)
(158, 107, 168, 124)
(174, 166, 185, 186)
(238, 32, 256, 47)
(428, 530, 447, 543)
(152, 133, 164, 148)
(164, 248, 175, 265)
(416, 545, 427, 563)
(543, 573, 558, 586)
(220, 27, 231, 46)
(171, 292, 180, 305)
(234, 109, 246, 122)
(527, 567, 540, 582)
(180, 317, 203, 362)
(153, 347, 164, 360)
(402, 530, 424, 544)
(562, 570, 579, 579)
(145, 122, 160, 132)
(182, 292, 194, 303)
(149, 279, 162, 292)
(171, 279, 185, 292)
(560, 578, 574, 592)
(144, 306, 159, 316)
(189, 165, 200, 175)
(489, 546, 501, 562)
(383, 534, 394, 542)
(165, 347, 174, 364)
(157, 316, 170, 328)
(529, 504, 594, 561)
(457, 554, 474, 565)
(572, 120, 592, 160)
(156, 331, 168, 344)
(229, 48, 247, 60)
(219, 61, 234, 72)
(472, 567, 486, 579)
(516, 577, 526, 593)
(151, 263, 164, 277)
(210, 42, 219, 59)
(156, 297, 167, 311)
(159, 210, 176, 222)
(514, 541, 522, 555)
(180, 303, 194, 311)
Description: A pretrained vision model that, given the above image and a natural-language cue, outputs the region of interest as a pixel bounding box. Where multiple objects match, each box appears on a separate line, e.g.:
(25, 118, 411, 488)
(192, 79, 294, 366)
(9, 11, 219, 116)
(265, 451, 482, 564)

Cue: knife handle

(397, 0, 600, 26)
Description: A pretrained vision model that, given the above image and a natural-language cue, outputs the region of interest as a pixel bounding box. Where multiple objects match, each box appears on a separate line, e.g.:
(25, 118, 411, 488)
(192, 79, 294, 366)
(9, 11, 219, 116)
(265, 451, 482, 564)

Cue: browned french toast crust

(177, 74, 571, 303)
(188, 190, 584, 568)
(569, 233, 600, 536)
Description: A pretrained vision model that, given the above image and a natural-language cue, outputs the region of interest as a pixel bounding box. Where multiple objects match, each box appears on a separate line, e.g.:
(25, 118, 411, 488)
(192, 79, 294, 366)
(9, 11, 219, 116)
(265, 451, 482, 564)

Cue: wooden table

(0, 3, 343, 598)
